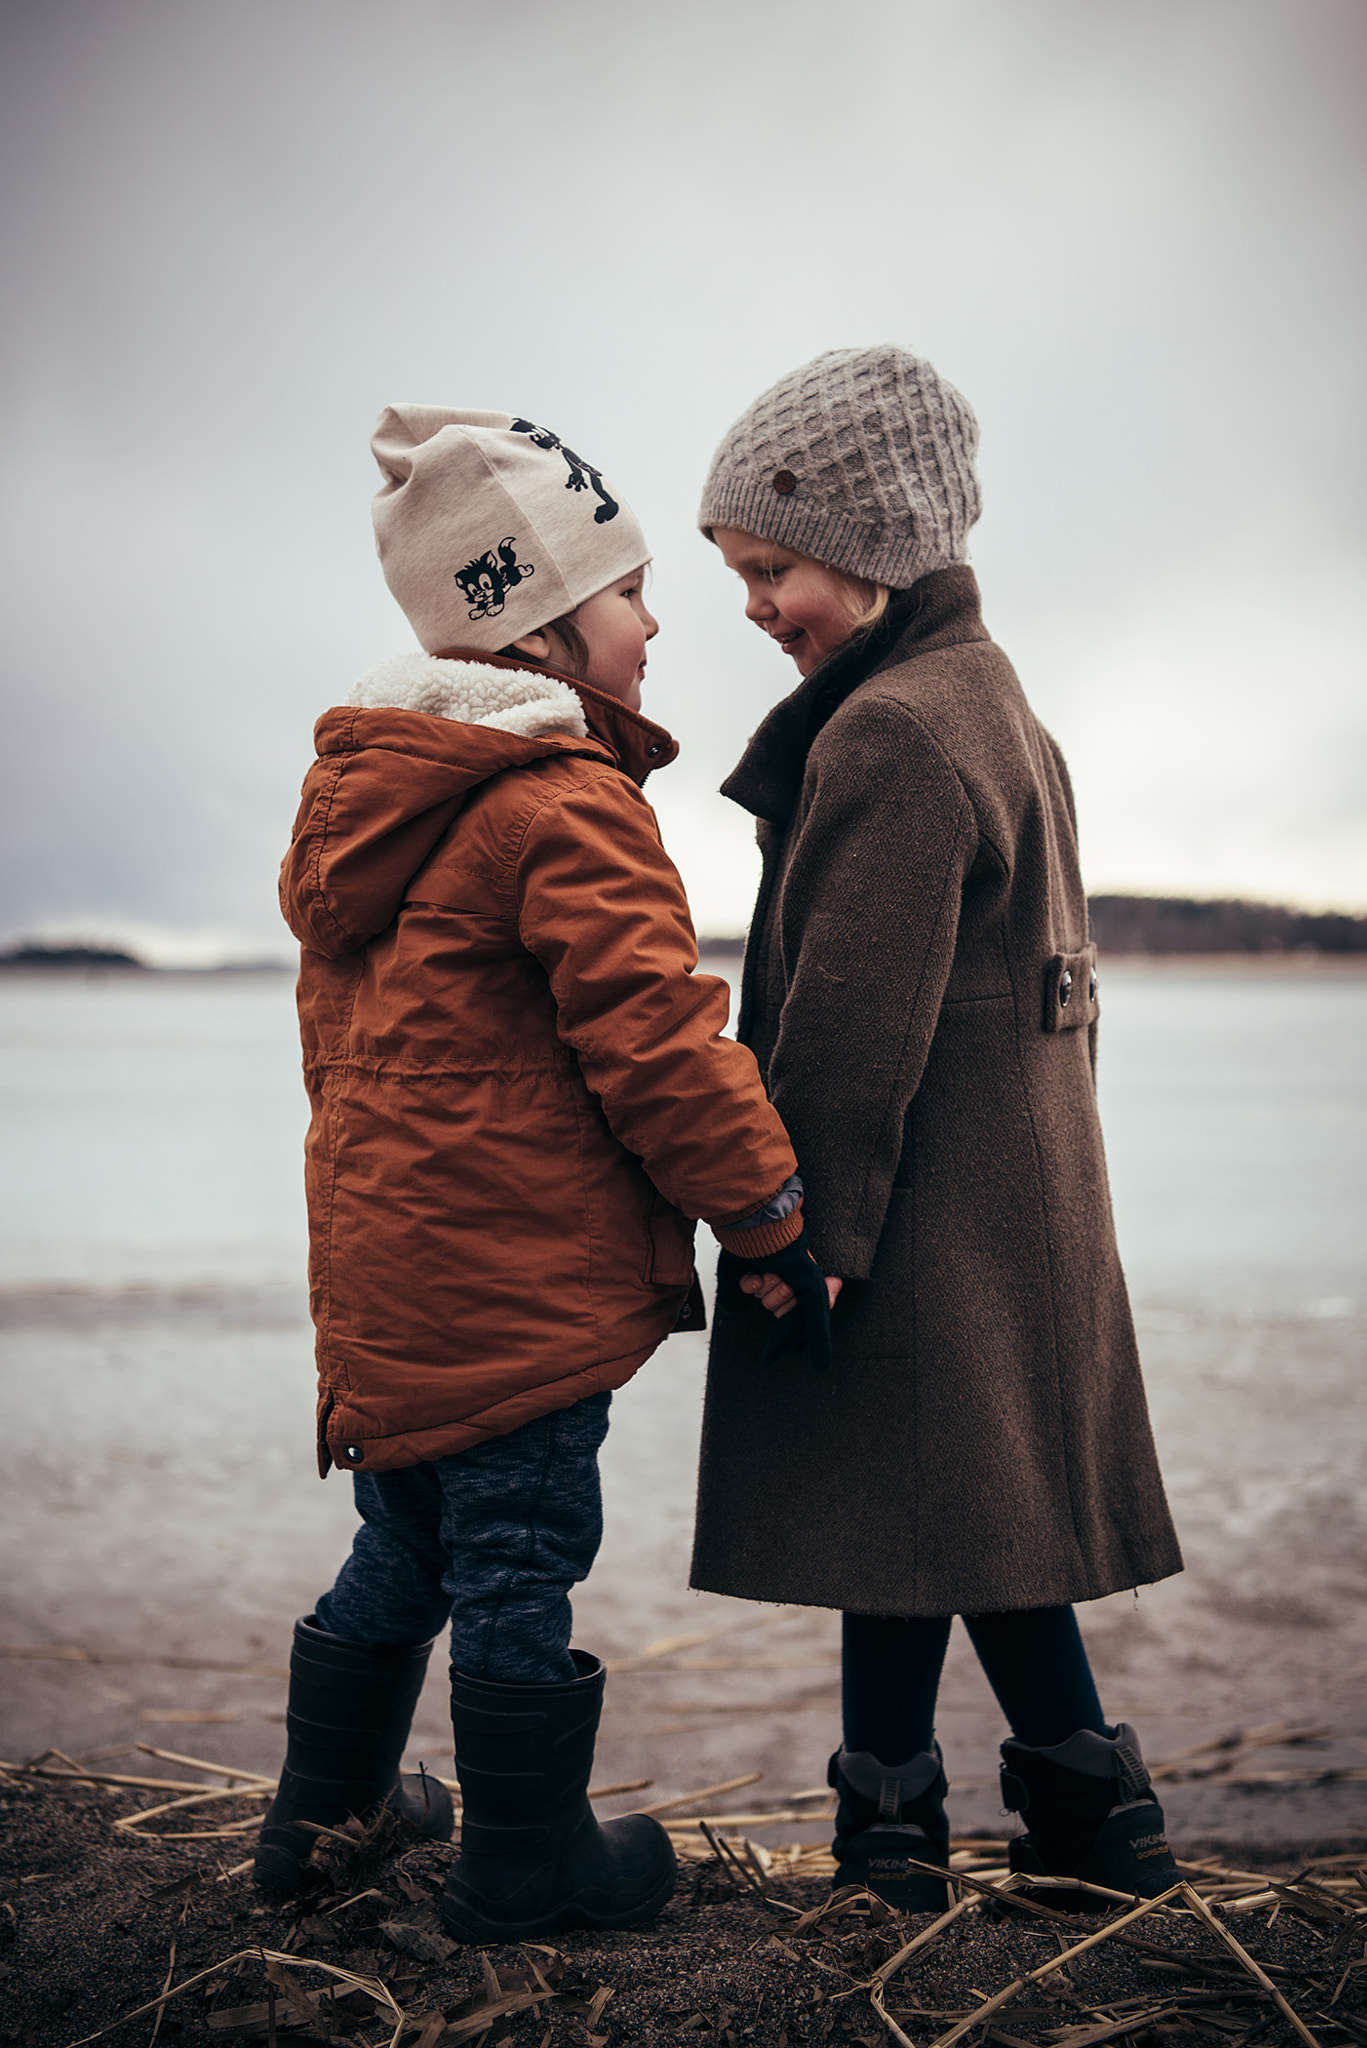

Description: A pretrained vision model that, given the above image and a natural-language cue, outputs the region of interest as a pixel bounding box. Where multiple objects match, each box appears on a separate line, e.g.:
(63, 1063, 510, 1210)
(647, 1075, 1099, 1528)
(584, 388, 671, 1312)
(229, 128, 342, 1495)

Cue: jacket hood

(281, 650, 677, 958)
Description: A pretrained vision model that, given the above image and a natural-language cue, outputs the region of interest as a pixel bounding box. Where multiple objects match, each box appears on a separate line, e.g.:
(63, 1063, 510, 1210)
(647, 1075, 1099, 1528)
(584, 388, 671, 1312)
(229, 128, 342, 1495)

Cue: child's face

(712, 528, 868, 677)
(567, 567, 658, 711)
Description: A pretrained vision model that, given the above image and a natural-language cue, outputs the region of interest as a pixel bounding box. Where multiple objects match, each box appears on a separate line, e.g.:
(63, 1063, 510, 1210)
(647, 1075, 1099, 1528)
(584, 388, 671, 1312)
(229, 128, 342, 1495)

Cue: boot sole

(438, 1868, 677, 1944)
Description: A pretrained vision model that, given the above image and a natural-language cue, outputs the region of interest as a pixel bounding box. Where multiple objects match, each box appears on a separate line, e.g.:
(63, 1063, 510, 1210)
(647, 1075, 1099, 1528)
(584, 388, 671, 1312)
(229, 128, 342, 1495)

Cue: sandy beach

(2, 958, 1364, 1852)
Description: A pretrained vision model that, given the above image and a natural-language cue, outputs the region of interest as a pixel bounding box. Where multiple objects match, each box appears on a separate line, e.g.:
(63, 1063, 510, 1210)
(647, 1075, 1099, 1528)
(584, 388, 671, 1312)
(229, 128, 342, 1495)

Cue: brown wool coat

(280, 659, 800, 1479)
(691, 569, 1183, 1616)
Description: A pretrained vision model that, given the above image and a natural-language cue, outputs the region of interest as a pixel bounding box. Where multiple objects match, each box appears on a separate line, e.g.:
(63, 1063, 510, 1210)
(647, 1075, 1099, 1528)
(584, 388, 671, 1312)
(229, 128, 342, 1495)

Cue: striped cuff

(711, 1202, 805, 1258)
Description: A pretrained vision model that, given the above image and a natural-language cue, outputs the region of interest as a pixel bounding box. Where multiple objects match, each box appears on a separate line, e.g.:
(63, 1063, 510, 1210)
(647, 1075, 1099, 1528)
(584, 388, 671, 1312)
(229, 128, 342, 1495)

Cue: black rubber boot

(1000, 1723, 1180, 1897)
(440, 1649, 677, 1942)
(828, 1745, 950, 1910)
(253, 1615, 454, 1896)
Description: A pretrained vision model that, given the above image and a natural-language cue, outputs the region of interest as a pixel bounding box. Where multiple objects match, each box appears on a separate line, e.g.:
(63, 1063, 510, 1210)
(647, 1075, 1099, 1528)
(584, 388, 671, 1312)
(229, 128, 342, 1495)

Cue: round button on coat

(342, 1445, 365, 1464)
(1089, 970, 1098, 1001)
(1059, 970, 1073, 1006)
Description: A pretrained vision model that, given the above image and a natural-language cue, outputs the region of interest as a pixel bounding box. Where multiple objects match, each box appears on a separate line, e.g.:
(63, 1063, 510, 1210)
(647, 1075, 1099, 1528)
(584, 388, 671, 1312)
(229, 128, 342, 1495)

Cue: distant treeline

(1086, 896, 1367, 955)
(4, 898, 1366, 970)
(0, 944, 278, 973)
(700, 896, 1367, 958)
(0, 943, 145, 970)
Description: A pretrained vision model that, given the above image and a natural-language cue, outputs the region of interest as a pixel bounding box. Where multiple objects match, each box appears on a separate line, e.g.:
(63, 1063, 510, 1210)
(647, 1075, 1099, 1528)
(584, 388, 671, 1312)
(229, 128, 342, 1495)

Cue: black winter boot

(440, 1649, 676, 1942)
(1000, 1723, 1180, 1897)
(253, 1616, 454, 1896)
(828, 1745, 950, 1910)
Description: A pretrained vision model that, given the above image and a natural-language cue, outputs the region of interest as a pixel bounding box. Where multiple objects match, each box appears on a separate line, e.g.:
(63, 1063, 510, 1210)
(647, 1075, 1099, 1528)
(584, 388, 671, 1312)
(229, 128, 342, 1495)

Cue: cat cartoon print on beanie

(372, 405, 650, 655)
(453, 537, 535, 622)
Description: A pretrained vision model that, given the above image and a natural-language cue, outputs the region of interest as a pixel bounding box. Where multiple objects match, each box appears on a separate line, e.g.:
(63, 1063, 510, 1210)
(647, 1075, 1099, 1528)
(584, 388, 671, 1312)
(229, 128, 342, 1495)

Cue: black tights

(841, 1605, 1106, 1763)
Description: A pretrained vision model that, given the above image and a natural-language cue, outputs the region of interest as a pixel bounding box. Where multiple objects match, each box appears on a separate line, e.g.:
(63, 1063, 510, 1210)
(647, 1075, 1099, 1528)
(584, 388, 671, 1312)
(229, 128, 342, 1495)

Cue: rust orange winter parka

(280, 652, 800, 1478)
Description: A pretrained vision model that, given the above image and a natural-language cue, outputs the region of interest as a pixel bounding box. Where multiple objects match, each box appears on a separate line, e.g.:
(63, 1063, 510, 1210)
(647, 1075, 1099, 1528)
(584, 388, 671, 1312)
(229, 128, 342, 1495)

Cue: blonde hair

(830, 571, 891, 639)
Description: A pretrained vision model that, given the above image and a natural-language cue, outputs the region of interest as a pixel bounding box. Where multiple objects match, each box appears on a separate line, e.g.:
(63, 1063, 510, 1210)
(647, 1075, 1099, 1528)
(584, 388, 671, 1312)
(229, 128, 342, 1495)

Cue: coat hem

(323, 1340, 665, 1474)
(687, 1552, 1186, 1617)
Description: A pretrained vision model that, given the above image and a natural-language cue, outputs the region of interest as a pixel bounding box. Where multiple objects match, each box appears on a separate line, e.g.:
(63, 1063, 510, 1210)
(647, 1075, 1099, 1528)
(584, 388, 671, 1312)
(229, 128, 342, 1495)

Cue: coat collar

(432, 646, 679, 787)
(720, 565, 989, 826)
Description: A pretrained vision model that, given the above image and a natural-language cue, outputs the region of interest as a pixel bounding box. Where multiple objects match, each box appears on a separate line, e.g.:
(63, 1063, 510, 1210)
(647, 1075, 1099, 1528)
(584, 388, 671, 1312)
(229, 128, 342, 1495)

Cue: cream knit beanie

(698, 346, 981, 587)
(372, 405, 650, 654)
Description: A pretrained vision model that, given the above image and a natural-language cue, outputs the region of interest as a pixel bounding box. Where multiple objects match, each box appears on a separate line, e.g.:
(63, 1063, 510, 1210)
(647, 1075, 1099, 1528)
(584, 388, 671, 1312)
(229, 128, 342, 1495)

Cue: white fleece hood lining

(346, 651, 590, 741)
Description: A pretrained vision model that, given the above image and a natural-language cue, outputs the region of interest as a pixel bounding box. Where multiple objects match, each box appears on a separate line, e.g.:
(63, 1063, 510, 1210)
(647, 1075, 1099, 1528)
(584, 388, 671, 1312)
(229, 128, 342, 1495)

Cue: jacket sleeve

(513, 766, 801, 1251)
(767, 697, 977, 1279)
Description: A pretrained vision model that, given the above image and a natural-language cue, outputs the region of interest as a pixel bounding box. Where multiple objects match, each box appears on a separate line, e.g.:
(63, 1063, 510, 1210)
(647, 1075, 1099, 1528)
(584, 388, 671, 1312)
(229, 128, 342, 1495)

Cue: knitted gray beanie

(698, 346, 981, 587)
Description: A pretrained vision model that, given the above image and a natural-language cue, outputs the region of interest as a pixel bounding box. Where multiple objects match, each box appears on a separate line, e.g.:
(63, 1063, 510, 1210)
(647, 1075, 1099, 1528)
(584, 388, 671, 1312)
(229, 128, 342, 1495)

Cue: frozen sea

(1, 957, 1364, 1848)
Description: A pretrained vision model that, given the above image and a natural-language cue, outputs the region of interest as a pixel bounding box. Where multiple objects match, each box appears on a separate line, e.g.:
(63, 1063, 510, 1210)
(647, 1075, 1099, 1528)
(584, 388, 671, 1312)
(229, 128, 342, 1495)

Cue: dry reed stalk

(147, 1940, 176, 2048)
(134, 1744, 275, 1786)
(698, 1821, 772, 1906)
(635, 1606, 805, 1661)
(634, 1773, 763, 1816)
(646, 1698, 837, 1715)
(924, 1885, 1185, 2048)
(0, 1645, 289, 1678)
(113, 1787, 266, 1835)
(1147, 1721, 1331, 1779)
(1179, 1879, 1325, 2048)
(604, 1655, 841, 1673)
(1000, 1874, 1150, 1909)
(62, 1947, 402, 2048)
(784, 1889, 979, 2047)
(661, 1807, 832, 1831)
(128, 1821, 264, 1843)
(139, 1711, 240, 1725)
(1222, 1766, 1367, 1785)
(16, 1760, 240, 1796)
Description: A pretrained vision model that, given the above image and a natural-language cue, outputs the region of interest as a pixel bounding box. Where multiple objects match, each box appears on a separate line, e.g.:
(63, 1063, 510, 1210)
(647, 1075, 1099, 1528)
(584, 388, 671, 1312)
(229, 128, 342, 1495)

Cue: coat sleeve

(513, 766, 801, 1248)
(767, 698, 977, 1279)
(1041, 727, 1100, 1082)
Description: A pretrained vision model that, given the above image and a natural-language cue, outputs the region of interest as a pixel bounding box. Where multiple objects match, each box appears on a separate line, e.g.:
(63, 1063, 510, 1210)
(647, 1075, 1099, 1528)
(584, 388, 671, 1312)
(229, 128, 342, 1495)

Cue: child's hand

(740, 1271, 844, 1315)
(715, 1233, 837, 1370)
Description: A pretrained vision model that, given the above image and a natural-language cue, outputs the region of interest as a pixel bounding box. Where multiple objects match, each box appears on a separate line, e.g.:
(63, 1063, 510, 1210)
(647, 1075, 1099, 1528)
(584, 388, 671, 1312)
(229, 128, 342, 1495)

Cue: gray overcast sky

(2, 0, 1363, 961)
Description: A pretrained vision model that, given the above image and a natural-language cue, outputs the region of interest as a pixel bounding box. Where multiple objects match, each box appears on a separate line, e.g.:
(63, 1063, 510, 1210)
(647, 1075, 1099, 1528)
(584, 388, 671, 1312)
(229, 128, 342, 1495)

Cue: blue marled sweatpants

(314, 1391, 612, 1684)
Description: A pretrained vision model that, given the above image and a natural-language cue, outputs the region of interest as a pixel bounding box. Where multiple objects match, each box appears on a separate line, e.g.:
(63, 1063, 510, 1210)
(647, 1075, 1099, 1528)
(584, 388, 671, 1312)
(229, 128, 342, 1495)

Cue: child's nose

(745, 587, 774, 623)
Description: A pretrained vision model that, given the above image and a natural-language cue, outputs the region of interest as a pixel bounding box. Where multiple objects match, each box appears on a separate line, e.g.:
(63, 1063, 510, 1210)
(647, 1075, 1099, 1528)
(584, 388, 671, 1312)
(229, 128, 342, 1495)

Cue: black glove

(715, 1228, 833, 1372)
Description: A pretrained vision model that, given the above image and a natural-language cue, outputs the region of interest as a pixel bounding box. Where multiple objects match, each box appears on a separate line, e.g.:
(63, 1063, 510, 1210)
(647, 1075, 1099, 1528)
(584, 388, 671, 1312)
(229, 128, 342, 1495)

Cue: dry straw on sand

(2, 1723, 1365, 2048)
(4, 1615, 1365, 2048)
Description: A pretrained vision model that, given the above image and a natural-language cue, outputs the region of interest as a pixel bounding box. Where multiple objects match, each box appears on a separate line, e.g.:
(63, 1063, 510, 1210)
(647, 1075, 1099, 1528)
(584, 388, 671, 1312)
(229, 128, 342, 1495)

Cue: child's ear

(508, 629, 552, 662)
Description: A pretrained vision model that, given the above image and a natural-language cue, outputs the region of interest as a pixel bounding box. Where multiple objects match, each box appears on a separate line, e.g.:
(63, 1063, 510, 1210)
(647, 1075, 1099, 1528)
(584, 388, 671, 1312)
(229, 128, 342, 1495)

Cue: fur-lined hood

(281, 650, 677, 959)
(347, 649, 591, 741)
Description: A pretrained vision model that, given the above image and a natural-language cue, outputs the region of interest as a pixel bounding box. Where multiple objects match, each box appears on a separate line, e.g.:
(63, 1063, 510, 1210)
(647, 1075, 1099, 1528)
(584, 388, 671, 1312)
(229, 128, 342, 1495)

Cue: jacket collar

(432, 646, 679, 787)
(720, 565, 988, 826)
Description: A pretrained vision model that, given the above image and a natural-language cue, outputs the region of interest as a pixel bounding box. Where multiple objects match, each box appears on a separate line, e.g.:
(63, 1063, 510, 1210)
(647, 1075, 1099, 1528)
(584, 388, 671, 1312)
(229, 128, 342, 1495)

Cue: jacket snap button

(1089, 970, 1098, 1001)
(342, 1445, 364, 1464)
(1059, 970, 1073, 1006)
(772, 469, 797, 495)
(646, 743, 661, 758)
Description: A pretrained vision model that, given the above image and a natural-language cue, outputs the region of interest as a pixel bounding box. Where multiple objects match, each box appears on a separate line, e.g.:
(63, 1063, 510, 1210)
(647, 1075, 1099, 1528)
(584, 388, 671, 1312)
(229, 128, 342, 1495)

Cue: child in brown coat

(693, 348, 1184, 1905)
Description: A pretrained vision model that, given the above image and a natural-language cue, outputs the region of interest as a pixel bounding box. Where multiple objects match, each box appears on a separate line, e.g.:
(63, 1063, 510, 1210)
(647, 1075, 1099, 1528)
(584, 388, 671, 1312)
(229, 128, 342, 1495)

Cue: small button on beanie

(371, 405, 650, 654)
(698, 346, 981, 587)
